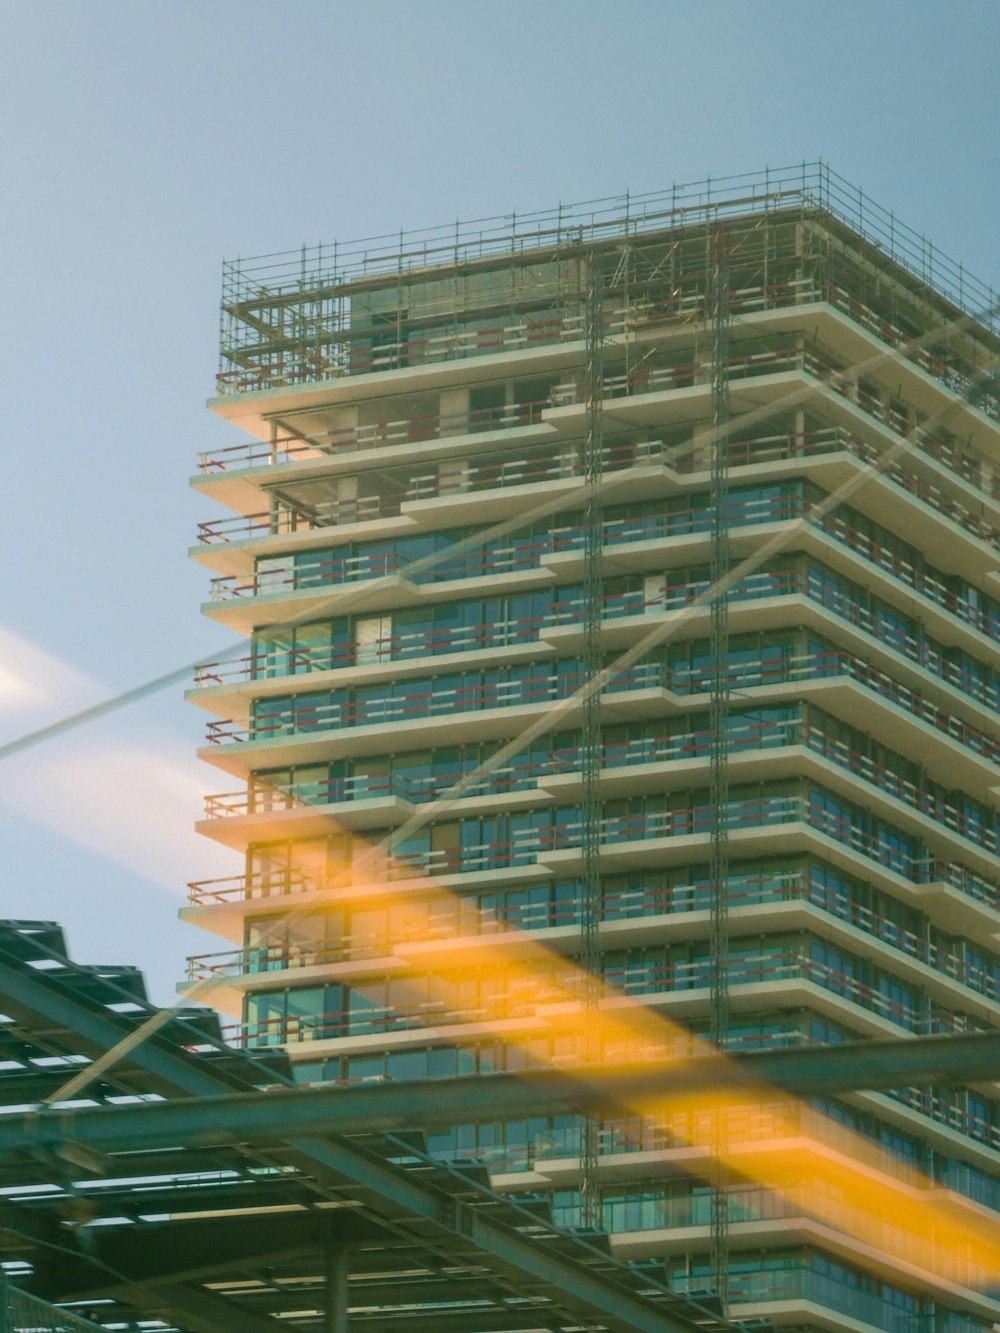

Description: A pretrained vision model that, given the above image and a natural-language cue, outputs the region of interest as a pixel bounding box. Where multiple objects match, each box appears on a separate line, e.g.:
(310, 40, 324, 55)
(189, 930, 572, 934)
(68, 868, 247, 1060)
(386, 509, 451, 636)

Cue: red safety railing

(213, 269, 1000, 436)
(186, 793, 999, 913)
(186, 865, 1000, 1006)
(201, 708, 999, 859)
(224, 948, 983, 1050)
(202, 483, 1000, 659)
(198, 398, 552, 472)
(200, 566, 1000, 736)
(893, 1086, 1000, 1154)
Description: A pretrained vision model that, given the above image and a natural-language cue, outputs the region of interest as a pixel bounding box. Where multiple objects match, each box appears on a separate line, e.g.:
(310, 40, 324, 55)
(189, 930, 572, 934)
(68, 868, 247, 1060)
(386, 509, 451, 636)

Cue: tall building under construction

(184, 163, 1000, 1331)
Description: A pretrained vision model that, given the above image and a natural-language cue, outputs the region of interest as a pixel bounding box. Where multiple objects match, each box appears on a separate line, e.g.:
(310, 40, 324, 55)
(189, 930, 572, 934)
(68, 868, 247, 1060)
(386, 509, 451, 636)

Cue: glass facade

(190, 192, 1000, 1329)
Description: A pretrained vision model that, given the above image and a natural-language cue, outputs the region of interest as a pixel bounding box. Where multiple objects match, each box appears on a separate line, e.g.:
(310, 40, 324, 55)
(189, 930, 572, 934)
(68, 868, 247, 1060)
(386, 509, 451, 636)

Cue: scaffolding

(580, 250, 605, 1230)
(708, 226, 732, 1305)
(216, 162, 1000, 403)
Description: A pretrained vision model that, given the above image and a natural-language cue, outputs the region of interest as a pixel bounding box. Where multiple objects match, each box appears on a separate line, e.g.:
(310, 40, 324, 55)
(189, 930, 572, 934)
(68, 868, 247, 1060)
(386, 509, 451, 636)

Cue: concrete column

(794, 409, 807, 455)
(324, 1246, 350, 1333)
(439, 386, 469, 436)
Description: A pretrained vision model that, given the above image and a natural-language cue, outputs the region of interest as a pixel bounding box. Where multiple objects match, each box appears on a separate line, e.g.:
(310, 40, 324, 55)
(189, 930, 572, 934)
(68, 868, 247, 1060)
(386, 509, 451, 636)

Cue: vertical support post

(324, 1247, 350, 1333)
(708, 225, 732, 1308)
(218, 259, 228, 388)
(268, 440, 281, 532)
(314, 241, 323, 378)
(332, 238, 342, 376)
(579, 250, 605, 1232)
(0, 1270, 10, 1333)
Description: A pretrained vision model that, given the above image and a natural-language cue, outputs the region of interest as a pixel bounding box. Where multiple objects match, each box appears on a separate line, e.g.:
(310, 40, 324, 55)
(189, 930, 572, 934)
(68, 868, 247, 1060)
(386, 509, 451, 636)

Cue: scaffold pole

(580, 249, 605, 1231)
(708, 224, 732, 1305)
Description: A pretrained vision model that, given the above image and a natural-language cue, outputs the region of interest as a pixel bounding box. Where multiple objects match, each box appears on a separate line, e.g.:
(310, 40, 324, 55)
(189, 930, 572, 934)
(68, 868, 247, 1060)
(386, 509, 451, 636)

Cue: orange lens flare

(236, 798, 1000, 1288)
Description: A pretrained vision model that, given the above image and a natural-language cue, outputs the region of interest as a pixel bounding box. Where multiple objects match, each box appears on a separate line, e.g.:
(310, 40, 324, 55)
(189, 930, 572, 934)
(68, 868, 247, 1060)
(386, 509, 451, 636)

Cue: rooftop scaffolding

(216, 161, 1000, 400)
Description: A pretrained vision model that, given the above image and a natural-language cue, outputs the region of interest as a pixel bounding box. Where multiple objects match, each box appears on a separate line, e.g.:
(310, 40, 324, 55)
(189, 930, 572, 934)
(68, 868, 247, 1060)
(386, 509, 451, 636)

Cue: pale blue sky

(0, 0, 998, 1000)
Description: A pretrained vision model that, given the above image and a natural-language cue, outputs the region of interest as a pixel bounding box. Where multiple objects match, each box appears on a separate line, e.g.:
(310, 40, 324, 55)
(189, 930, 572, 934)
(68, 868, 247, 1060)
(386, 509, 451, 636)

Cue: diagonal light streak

(372, 381, 1000, 859)
(45, 294, 999, 1049)
(5, 286, 994, 764)
(374, 890, 1000, 1284)
(45, 328, 999, 1112)
(0, 478, 622, 762)
(184, 811, 1000, 1282)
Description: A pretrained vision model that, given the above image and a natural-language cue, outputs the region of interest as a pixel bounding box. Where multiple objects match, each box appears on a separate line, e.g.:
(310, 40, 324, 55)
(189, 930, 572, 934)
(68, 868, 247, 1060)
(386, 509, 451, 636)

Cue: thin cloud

(0, 627, 99, 720)
(0, 627, 235, 896)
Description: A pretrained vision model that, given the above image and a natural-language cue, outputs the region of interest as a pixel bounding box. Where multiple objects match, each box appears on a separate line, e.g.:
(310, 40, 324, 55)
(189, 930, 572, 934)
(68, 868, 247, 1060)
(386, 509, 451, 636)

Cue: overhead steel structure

(8, 921, 1000, 1333)
(0, 920, 773, 1333)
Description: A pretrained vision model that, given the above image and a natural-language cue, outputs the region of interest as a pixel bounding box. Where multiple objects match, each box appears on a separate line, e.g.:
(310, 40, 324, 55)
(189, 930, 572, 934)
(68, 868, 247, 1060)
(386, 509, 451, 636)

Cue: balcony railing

(232, 947, 978, 1050)
(535, 800, 996, 904)
(197, 641, 1000, 782)
(550, 567, 1000, 692)
(203, 709, 1000, 858)
(215, 252, 1000, 430)
(893, 1086, 1000, 1156)
(199, 399, 551, 474)
(201, 357, 1000, 575)
(675, 649, 1000, 763)
(198, 492, 410, 545)
(432, 1096, 1000, 1240)
(817, 510, 1000, 640)
(204, 484, 1000, 656)
(211, 484, 774, 595)
(700, 1267, 980, 1333)
(401, 797, 993, 905)
(198, 430, 1000, 606)
(201, 567, 1000, 732)
(185, 872, 717, 978)
(371, 1075, 1000, 1188)
(187, 792, 1000, 915)
(187, 862, 999, 1006)
(197, 432, 649, 544)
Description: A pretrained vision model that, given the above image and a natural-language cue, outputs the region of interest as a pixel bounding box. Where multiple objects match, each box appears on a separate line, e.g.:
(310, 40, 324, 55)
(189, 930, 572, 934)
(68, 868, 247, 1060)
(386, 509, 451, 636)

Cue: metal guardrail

(199, 563, 1000, 735)
(215, 164, 1000, 412)
(219, 162, 999, 339)
(200, 708, 1000, 861)
(0, 1278, 106, 1333)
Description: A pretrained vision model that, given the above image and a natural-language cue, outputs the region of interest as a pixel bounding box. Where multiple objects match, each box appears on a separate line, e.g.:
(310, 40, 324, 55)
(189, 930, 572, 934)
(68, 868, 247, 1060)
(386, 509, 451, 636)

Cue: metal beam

(580, 248, 606, 1230)
(134, 1281, 290, 1333)
(0, 955, 254, 1100)
(5, 992, 993, 1333)
(281, 1134, 735, 1333)
(707, 220, 733, 1310)
(31, 1267, 287, 1333)
(0, 1195, 64, 1248)
(4, 1032, 999, 1158)
(0, 952, 745, 1333)
(64, 1215, 383, 1297)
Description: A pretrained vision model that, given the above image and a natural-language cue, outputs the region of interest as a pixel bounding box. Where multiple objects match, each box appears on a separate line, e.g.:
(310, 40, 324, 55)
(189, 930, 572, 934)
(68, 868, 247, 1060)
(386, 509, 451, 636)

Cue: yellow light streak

(266, 827, 1000, 1289)
(35, 293, 1000, 1291)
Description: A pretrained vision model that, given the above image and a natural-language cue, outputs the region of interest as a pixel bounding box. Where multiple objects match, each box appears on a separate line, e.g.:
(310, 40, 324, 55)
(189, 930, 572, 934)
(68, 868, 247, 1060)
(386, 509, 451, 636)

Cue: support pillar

(324, 1246, 350, 1333)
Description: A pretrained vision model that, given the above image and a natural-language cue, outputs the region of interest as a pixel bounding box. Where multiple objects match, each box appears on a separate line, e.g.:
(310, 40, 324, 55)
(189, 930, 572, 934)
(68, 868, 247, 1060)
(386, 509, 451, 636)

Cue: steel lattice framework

(6, 920, 1000, 1333)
